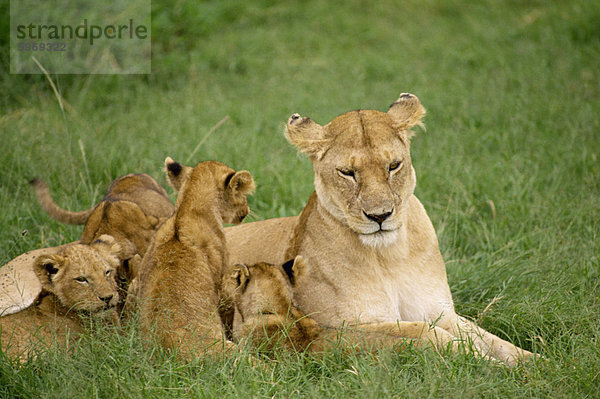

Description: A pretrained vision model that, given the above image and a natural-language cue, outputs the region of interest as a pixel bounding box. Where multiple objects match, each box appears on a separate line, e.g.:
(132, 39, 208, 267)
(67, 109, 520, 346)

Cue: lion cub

(223, 257, 321, 352)
(31, 174, 175, 312)
(225, 257, 461, 355)
(133, 159, 255, 358)
(1, 235, 122, 360)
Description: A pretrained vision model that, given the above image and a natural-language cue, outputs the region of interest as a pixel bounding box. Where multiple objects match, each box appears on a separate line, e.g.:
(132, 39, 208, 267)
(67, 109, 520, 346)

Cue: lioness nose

(364, 210, 393, 225)
(99, 295, 114, 305)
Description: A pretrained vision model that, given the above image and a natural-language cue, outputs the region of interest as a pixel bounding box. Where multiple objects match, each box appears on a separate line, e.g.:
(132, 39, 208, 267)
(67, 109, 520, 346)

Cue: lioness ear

(226, 170, 256, 196)
(282, 256, 308, 285)
(165, 157, 192, 192)
(34, 255, 65, 293)
(230, 264, 250, 290)
(387, 93, 426, 137)
(285, 114, 330, 160)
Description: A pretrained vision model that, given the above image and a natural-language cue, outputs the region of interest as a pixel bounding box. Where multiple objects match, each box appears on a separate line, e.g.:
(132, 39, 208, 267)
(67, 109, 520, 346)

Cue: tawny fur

(132, 159, 254, 359)
(0, 244, 71, 316)
(1, 236, 121, 361)
(224, 257, 461, 355)
(225, 93, 537, 365)
(30, 174, 175, 312)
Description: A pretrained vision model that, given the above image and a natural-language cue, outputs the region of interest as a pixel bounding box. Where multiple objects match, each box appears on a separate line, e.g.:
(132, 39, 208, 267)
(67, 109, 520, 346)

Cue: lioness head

(33, 235, 121, 312)
(285, 93, 425, 247)
(164, 157, 255, 225)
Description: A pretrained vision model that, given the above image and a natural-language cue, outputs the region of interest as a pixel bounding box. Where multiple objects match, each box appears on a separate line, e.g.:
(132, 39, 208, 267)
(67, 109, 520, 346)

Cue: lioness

(1, 235, 121, 360)
(133, 158, 255, 358)
(31, 173, 175, 308)
(225, 93, 536, 365)
(225, 257, 460, 355)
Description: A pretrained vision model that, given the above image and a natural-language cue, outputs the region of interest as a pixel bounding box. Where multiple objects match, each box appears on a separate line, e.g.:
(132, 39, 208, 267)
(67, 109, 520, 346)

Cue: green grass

(1, 0, 599, 397)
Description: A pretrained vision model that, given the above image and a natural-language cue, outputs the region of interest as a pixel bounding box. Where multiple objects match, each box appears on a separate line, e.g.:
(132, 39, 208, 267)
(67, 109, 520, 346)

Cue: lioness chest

(294, 248, 454, 327)
(291, 197, 455, 326)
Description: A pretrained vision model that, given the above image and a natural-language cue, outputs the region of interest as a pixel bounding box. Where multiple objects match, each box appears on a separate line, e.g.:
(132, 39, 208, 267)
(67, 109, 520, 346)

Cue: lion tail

(29, 178, 94, 225)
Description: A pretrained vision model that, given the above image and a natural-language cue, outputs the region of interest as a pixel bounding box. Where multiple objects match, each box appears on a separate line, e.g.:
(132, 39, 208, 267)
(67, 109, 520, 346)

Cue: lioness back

(225, 216, 297, 266)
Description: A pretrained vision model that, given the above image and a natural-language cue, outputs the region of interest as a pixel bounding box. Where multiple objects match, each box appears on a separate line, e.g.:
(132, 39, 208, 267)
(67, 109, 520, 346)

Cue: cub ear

(226, 170, 256, 196)
(34, 254, 65, 293)
(387, 93, 426, 136)
(165, 156, 192, 192)
(281, 256, 309, 285)
(120, 254, 142, 284)
(230, 263, 250, 290)
(285, 114, 330, 160)
(128, 254, 143, 281)
(115, 237, 137, 260)
(92, 234, 127, 266)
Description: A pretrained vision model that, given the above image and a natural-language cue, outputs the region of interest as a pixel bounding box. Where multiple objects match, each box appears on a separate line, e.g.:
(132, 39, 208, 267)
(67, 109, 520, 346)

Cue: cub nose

(364, 210, 393, 225)
(99, 295, 114, 305)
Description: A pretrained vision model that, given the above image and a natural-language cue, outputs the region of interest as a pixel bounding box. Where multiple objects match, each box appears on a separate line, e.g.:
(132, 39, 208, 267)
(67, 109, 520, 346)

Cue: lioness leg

(440, 315, 535, 365)
(350, 321, 462, 353)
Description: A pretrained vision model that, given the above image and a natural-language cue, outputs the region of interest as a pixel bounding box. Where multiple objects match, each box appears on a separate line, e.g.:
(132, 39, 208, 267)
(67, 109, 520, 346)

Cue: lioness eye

(389, 161, 402, 172)
(75, 276, 88, 283)
(337, 168, 355, 179)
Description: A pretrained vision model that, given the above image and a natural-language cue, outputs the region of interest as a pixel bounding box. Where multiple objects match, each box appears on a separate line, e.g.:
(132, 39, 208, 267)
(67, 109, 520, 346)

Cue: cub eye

(105, 270, 113, 277)
(337, 168, 355, 179)
(389, 161, 402, 172)
(75, 276, 89, 283)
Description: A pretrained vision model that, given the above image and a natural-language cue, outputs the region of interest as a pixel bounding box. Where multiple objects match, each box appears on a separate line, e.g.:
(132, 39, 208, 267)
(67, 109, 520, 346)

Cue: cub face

(34, 235, 121, 312)
(164, 157, 255, 225)
(285, 93, 426, 248)
(224, 257, 309, 332)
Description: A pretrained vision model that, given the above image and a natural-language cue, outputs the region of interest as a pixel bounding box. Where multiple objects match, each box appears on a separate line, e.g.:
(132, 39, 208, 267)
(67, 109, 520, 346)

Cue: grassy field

(1, 0, 599, 397)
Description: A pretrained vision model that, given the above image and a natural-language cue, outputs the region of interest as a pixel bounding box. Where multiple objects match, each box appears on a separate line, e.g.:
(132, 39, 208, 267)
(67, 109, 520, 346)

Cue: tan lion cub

(134, 158, 255, 358)
(1, 235, 122, 360)
(225, 257, 461, 355)
(30, 174, 175, 314)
